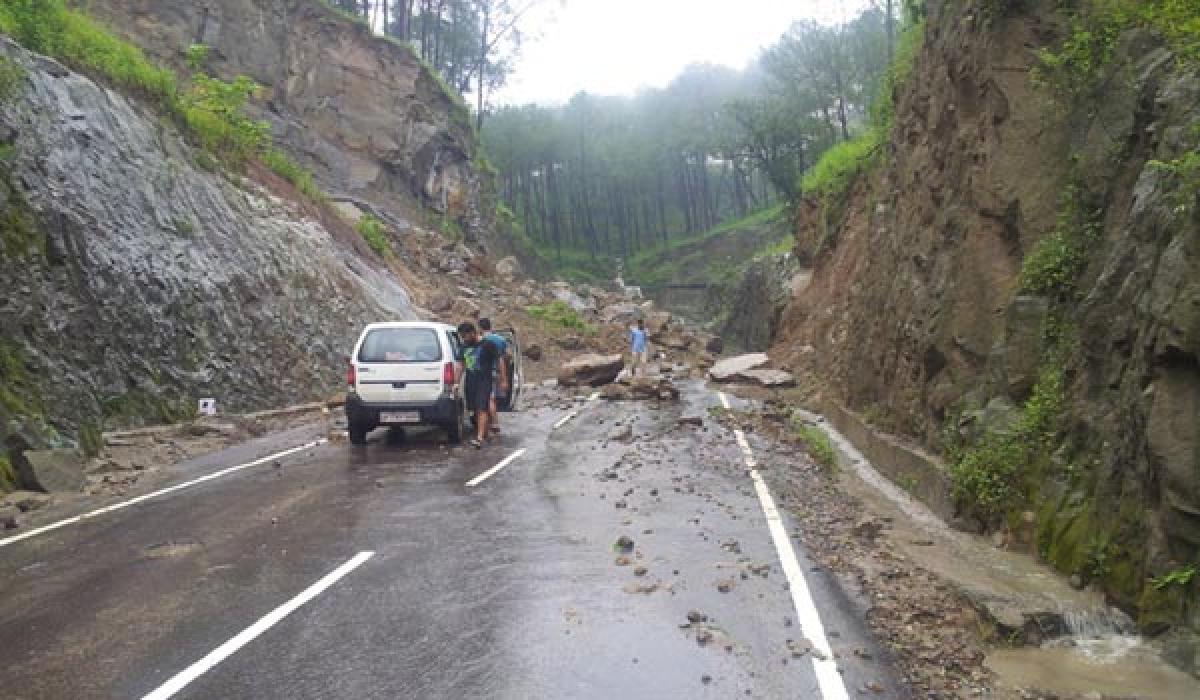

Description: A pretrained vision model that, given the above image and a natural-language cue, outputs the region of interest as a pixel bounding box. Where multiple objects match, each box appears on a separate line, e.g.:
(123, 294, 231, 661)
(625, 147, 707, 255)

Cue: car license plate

(380, 411, 420, 424)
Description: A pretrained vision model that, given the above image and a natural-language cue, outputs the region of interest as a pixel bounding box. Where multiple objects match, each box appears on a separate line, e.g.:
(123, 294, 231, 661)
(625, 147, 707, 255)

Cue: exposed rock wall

(0, 38, 415, 452)
(774, 0, 1200, 635)
(73, 0, 492, 242)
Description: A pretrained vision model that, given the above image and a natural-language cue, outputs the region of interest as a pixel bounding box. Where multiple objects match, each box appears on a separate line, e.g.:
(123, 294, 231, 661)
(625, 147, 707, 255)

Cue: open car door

(497, 328, 521, 411)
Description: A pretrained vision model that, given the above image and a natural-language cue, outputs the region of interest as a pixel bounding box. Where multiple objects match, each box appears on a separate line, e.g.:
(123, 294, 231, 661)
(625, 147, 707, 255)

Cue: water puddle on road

(987, 634, 1200, 699)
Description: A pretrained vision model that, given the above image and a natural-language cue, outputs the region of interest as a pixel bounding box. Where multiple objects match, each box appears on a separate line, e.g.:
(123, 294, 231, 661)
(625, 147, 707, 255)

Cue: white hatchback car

(344, 321, 468, 445)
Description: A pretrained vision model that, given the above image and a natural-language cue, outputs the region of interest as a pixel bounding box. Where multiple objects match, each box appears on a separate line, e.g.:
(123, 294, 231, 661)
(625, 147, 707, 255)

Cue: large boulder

(495, 256, 521, 280)
(15, 449, 86, 493)
(737, 369, 796, 388)
(644, 311, 673, 338)
(600, 303, 641, 325)
(601, 376, 680, 402)
(558, 354, 624, 387)
(657, 330, 694, 351)
(708, 353, 770, 382)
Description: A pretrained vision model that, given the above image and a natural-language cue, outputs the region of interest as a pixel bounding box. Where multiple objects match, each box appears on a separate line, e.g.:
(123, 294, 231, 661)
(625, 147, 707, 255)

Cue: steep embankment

(776, 0, 1199, 641)
(0, 35, 420, 466)
(78, 0, 492, 242)
(629, 206, 797, 349)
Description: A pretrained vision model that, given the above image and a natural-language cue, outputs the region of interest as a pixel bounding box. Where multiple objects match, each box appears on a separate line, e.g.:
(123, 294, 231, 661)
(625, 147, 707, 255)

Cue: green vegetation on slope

(356, 214, 392, 259)
(1035, 0, 1200, 96)
(0, 0, 324, 202)
(525, 301, 595, 333)
(627, 205, 787, 290)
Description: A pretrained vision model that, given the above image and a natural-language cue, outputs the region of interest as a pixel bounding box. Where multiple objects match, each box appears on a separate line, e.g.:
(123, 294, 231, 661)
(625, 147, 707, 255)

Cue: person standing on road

(478, 317, 510, 435)
(630, 318, 648, 377)
(458, 321, 506, 448)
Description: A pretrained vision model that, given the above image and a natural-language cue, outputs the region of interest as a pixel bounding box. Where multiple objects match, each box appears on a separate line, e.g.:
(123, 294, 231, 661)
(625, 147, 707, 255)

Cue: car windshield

(358, 328, 442, 363)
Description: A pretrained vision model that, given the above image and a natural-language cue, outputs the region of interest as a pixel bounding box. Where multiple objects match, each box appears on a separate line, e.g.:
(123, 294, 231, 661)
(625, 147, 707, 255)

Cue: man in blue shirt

(478, 317, 510, 435)
(630, 319, 648, 377)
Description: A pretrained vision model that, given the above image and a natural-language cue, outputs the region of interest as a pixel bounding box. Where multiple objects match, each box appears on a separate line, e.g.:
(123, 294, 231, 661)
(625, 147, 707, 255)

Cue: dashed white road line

(552, 391, 600, 430)
(0, 439, 328, 549)
(466, 448, 527, 486)
(140, 550, 374, 700)
(717, 391, 849, 700)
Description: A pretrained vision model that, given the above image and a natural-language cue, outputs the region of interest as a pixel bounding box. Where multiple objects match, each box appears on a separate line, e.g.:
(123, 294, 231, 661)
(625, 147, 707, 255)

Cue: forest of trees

(482, 2, 920, 270)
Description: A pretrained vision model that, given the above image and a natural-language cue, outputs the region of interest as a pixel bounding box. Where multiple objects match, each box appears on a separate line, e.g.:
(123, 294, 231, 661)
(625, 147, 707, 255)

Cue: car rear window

(357, 328, 443, 363)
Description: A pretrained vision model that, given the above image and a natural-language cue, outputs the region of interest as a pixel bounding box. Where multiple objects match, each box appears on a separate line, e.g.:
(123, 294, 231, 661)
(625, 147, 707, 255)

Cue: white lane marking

(0, 439, 328, 549)
(717, 391, 849, 700)
(466, 448, 527, 486)
(552, 391, 600, 430)
(140, 551, 374, 700)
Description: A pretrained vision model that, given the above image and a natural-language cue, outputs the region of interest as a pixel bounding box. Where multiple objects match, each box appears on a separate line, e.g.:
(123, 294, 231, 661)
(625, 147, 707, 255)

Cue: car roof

(360, 321, 456, 332)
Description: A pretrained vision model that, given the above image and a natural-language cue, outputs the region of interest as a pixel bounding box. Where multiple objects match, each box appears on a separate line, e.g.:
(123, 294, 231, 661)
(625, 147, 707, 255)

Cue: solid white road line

(0, 439, 328, 549)
(717, 391, 849, 700)
(140, 551, 374, 700)
(466, 448, 527, 486)
(552, 391, 600, 430)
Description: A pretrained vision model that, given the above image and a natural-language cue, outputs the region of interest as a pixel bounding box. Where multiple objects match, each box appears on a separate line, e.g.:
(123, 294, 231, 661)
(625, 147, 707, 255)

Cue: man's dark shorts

(465, 372, 493, 411)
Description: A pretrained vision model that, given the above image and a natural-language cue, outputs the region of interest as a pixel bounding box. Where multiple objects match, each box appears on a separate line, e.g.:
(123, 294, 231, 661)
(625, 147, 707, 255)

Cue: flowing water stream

(795, 408, 1200, 698)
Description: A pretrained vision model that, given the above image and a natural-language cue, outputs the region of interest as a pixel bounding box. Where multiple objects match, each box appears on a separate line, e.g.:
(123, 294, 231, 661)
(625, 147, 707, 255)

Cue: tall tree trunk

(886, 0, 895, 63)
(475, 3, 491, 132)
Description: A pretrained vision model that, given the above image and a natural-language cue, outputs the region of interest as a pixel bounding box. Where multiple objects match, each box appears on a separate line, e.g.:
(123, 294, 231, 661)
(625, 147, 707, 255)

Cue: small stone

(701, 674, 712, 684)
(270, 517, 279, 525)
(865, 680, 884, 693)
(633, 566, 648, 576)
(615, 555, 632, 566)
(375, 479, 384, 488)
(614, 535, 635, 552)
(1069, 573, 1085, 590)
(696, 628, 714, 645)
(717, 579, 734, 593)
(687, 610, 708, 624)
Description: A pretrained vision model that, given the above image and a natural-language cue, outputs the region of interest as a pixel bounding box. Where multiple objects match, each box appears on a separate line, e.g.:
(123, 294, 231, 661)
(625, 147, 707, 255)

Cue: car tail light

(347, 362, 357, 387)
(443, 361, 456, 386)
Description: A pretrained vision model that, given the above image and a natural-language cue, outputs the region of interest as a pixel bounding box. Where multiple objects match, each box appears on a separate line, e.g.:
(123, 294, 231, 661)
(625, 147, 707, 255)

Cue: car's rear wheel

(348, 421, 370, 446)
(446, 399, 467, 444)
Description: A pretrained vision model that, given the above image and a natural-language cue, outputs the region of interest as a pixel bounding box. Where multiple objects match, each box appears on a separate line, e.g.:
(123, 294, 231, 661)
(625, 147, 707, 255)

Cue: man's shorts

(465, 372, 493, 411)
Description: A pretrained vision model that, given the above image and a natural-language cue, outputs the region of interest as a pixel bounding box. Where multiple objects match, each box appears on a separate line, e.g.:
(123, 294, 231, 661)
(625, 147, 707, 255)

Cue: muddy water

(987, 637, 1200, 699)
(793, 407, 1200, 699)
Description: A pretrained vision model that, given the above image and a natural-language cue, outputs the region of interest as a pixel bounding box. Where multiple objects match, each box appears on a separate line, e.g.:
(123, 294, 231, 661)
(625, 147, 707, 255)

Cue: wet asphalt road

(0, 382, 904, 699)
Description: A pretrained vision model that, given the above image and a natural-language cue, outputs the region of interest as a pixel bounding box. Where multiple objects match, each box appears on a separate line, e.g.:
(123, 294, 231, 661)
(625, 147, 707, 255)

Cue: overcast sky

(494, 0, 871, 106)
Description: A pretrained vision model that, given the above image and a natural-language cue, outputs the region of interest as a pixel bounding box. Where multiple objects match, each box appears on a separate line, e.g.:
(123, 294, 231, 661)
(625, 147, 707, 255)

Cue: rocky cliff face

(75, 0, 492, 242)
(775, 0, 1200, 641)
(0, 36, 415, 460)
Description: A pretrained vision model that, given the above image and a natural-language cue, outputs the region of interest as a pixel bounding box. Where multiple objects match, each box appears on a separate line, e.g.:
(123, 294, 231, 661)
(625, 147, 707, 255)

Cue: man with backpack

(478, 318, 510, 435)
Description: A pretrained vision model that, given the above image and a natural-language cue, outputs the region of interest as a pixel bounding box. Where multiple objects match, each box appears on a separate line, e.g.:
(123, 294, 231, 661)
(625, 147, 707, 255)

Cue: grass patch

(262, 148, 324, 202)
(792, 417, 837, 470)
(526, 301, 595, 332)
(800, 133, 881, 200)
(356, 214, 392, 259)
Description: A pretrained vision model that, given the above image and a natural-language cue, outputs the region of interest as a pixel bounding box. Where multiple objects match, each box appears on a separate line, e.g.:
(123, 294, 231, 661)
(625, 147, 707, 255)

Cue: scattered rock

(523, 344, 544, 361)
(633, 565, 648, 576)
(3, 490, 52, 513)
(696, 628, 714, 645)
(716, 579, 735, 593)
(495, 255, 521, 280)
(0, 506, 19, 530)
(608, 424, 634, 442)
(687, 610, 708, 624)
(678, 415, 704, 427)
(614, 535, 635, 552)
